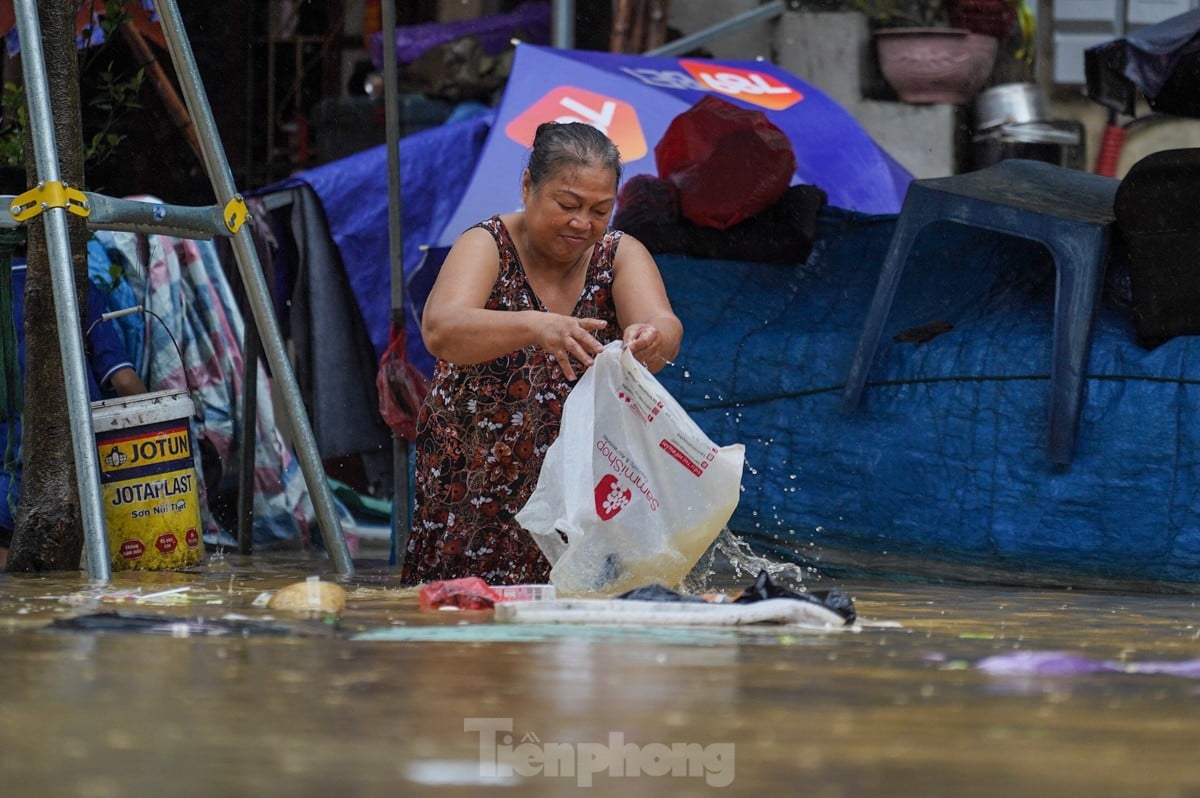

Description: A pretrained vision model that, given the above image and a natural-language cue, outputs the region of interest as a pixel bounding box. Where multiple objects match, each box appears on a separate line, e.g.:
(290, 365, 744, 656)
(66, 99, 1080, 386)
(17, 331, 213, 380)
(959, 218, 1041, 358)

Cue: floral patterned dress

(403, 216, 623, 585)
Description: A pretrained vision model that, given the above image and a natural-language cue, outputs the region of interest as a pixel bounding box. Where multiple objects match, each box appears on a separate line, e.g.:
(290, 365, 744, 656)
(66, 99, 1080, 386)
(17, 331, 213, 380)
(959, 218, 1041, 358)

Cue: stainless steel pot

(974, 82, 1049, 131)
(971, 119, 1085, 171)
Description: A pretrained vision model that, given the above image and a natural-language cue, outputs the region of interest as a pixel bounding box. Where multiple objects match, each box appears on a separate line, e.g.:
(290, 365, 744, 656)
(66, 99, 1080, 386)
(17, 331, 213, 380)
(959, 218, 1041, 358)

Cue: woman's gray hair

(527, 121, 622, 190)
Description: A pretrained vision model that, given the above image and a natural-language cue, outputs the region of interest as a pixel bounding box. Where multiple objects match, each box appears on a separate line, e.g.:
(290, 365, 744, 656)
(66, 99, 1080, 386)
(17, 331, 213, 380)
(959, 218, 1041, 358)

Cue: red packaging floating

(418, 577, 502, 610)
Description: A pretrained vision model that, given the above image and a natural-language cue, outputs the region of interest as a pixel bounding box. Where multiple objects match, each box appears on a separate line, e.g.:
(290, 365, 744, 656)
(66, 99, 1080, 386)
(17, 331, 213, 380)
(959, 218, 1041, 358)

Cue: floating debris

(267, 576, 347, 616)
(44, 611, 333, 637)
(977, 650, 1200, 679)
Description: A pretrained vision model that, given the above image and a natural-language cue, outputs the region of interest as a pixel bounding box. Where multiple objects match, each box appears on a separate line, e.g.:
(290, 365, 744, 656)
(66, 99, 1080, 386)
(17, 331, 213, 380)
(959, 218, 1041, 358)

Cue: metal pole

(236, 319, 259, 555)
(12, 0, 110, 582)
(552, 0, 576, 48)
(644, 0, 785, 56)
(153, 0, 354, 575)
(1034, 0, 1053, 97)
(381, 0, 412, 565)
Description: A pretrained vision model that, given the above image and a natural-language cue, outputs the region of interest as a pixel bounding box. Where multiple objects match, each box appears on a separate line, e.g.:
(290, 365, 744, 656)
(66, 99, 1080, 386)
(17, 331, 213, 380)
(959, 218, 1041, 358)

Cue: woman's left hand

(623, 323, 666, 368)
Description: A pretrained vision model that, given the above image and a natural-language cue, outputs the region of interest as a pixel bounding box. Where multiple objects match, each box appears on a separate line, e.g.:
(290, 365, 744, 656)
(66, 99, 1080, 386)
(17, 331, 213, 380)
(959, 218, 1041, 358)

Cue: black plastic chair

(1114, 148, 1200, 350)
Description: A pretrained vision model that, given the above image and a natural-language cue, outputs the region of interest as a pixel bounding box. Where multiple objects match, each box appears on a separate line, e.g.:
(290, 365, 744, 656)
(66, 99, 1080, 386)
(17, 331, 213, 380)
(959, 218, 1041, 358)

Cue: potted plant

(947, 0, 1020, 40)
(854, 0, 1015, 105)
(856, 0, 948, 28)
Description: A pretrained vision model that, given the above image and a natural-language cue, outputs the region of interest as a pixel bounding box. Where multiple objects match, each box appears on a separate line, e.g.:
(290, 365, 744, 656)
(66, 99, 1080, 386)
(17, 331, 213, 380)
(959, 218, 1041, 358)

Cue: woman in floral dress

(403, 122, 682, 585)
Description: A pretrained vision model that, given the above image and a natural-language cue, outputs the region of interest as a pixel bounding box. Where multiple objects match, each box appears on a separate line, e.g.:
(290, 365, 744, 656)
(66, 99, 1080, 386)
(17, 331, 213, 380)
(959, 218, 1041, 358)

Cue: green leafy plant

(0, 71, 145, 170)
(0, 83, 27, 169)
(0, 0, 146, 170)
(85, 63, 145, 166)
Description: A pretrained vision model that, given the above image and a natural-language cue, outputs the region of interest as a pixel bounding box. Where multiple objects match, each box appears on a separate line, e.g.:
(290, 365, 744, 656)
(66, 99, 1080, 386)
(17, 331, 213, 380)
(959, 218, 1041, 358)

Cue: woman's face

(521, 162, 617, 267)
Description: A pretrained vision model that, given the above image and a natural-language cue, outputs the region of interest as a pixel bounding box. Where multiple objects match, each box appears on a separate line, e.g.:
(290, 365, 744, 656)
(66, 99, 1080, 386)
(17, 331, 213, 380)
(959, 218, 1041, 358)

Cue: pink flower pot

(875, 27, 998, 105)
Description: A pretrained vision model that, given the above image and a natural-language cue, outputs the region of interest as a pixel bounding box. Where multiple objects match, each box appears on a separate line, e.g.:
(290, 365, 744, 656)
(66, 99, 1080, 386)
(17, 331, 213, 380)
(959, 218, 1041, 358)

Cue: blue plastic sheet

(1121, 8, 1200, 101)
(367, 0, 551, 68)
(654, 208, 1200, 586)
(263, 110, 493, 372)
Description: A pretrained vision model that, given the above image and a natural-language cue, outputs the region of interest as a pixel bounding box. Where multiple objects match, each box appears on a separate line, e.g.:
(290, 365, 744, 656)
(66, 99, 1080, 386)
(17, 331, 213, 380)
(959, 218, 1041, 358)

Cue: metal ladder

(7, 0, 354, 581)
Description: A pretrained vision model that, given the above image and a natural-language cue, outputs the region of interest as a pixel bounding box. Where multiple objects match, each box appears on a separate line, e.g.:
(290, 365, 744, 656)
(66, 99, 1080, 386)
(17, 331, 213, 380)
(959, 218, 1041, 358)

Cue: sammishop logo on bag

(595, 436, 660, 512)
(594, 474, 632, 520)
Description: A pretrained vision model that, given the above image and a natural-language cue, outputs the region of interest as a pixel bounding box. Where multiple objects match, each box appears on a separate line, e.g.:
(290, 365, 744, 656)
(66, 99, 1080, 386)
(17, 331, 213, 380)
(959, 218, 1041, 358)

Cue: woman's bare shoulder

(611, 229, 654, 265)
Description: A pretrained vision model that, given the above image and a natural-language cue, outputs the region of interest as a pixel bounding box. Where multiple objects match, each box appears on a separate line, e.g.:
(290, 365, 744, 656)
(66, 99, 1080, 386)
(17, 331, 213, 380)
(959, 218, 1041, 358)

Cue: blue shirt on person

(0, 261, 136, 533)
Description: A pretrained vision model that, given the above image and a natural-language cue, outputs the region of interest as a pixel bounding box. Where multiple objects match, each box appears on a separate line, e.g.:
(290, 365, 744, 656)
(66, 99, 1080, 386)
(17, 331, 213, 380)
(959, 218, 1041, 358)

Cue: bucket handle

(89, 304, 204, 423)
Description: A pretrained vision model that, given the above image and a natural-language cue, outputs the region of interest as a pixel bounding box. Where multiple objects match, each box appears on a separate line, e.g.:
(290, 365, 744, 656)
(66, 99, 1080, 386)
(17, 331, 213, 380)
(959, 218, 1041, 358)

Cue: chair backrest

(1114, 147, 1200, 348)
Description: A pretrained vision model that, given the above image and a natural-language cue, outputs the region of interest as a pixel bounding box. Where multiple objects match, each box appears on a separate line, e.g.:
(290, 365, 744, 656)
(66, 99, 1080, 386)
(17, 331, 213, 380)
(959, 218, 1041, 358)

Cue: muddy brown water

(2, 547, 1199, 797)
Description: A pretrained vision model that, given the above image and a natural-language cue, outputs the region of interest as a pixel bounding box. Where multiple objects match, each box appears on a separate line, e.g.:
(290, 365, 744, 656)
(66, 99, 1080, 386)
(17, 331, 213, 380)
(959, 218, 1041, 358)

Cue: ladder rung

(1, 191, 235, 240)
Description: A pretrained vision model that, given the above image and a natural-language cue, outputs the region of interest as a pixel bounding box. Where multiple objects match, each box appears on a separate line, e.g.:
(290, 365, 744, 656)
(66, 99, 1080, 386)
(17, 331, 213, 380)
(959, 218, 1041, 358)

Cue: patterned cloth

(96, 226, 314, 548)
(404, 216, 623, 585)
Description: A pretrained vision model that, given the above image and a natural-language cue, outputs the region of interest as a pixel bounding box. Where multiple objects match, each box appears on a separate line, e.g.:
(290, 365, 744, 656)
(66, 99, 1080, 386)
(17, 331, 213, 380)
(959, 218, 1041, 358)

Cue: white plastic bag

(516, 341, 745, 595)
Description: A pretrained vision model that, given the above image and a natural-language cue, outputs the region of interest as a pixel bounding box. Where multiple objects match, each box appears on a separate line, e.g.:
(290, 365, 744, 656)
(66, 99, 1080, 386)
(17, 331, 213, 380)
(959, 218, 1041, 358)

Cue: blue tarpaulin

(264, 110, 493, 373)
(1120, 8, 1200, 101)
(655, 209, 1200, 586)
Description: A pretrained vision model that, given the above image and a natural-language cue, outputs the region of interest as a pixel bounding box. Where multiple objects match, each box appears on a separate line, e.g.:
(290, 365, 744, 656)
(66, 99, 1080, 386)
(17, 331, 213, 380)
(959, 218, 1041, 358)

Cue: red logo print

(679, 60, 802, 111)
(120, 539, 145, 560)
(594, 474, 632, 521)
(506, 86, 648, 162)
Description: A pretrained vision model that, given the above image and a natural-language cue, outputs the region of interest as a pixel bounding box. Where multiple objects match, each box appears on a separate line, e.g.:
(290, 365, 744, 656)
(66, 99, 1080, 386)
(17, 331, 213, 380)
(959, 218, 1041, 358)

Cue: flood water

(2, 544, 1199, 797)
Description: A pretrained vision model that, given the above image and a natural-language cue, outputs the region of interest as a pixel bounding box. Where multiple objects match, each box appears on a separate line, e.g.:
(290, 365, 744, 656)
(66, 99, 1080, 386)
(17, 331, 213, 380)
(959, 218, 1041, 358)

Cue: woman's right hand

(538, 315, 608, 381)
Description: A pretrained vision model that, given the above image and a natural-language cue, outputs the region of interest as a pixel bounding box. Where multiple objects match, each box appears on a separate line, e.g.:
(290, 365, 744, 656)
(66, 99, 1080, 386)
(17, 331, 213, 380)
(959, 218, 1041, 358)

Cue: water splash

(683, 528, 821, 595)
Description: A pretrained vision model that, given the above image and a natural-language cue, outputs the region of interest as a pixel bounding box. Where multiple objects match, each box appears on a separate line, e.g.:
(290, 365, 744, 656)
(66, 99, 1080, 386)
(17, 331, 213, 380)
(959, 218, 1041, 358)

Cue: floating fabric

(46, 611, 333, 637)
(616, 570, 856, 625)
(495, 597, 852, 628)
(418, 577, 501, 611)
(351, 623, 732, 644)
(977, 650, 1200, 679)
(732, 570, 856, 625)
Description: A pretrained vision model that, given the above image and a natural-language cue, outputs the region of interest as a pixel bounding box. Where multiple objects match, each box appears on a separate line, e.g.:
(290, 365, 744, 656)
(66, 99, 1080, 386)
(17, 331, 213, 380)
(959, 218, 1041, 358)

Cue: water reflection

(2, 554, 1199, 797)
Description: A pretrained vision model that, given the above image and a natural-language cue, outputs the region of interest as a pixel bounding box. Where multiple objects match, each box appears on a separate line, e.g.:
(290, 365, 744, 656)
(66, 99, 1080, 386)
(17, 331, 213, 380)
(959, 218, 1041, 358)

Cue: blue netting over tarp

(655, 208, 1200, 586)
